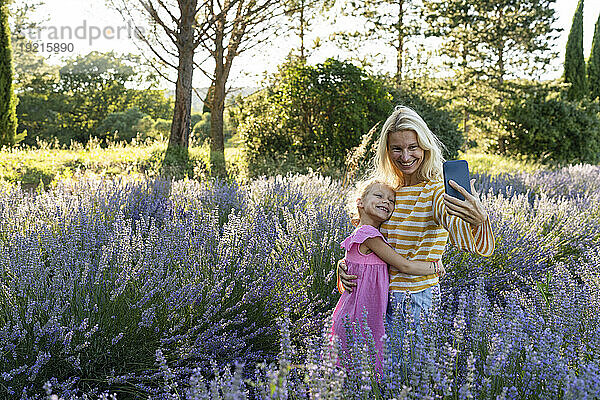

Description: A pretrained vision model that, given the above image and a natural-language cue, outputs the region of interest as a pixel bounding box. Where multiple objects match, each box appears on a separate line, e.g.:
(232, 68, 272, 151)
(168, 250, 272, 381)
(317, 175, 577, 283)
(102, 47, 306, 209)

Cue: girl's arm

(362, 237, 439, 276)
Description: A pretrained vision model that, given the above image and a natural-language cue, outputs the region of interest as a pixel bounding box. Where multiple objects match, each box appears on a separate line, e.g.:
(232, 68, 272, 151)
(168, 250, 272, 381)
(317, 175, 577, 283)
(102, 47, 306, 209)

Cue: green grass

(460, 149, 545, 175)
(0, 140, 245, 188)
(0, 140, 545, 189)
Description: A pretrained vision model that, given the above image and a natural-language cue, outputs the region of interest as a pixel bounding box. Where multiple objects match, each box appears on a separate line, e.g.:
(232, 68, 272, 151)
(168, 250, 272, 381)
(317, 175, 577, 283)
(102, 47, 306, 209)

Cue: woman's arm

(336, 259, 357, 293)
(435, 179, 495, 257)
(363, 237, 438, 276)
(443, 179, 488, 226)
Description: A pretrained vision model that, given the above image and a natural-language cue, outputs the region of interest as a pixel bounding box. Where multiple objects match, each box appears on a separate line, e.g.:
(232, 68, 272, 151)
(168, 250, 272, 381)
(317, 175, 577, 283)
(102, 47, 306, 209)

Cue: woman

(337, 105, 494, 368)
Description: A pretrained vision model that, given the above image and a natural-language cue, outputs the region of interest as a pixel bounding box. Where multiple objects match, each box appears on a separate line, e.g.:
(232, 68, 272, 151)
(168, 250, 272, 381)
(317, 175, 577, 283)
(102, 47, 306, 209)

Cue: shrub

(134, 116, 171, 141)
(152, 118, 171, 140)
(191, 112, 211, 146)
(237, 58, 393, 177)
(503, 92, 600, 165)
(95, 108, 146, 142)
(192, 111, 237, 147)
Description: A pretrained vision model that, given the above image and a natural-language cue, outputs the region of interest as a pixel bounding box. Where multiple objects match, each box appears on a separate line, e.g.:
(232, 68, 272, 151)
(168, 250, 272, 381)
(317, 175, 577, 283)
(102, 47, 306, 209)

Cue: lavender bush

(0, 165, 599, 399)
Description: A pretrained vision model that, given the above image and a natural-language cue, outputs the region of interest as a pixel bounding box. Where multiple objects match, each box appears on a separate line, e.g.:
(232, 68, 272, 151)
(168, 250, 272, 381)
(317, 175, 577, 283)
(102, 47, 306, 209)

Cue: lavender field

(1, 165, 600, 399)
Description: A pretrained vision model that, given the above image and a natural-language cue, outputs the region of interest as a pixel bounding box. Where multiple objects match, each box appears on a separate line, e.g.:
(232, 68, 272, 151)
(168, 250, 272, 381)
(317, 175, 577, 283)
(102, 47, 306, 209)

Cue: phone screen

(443, 160, 471, 201)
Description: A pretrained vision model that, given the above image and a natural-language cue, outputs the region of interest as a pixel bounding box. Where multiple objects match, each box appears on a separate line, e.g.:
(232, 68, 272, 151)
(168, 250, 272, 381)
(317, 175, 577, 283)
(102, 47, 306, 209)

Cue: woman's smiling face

(388, 130, 424, 184)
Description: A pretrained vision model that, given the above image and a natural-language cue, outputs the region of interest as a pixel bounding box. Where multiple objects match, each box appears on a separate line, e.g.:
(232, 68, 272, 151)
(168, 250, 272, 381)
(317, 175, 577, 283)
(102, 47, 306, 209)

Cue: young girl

(331, 178, 444, 375)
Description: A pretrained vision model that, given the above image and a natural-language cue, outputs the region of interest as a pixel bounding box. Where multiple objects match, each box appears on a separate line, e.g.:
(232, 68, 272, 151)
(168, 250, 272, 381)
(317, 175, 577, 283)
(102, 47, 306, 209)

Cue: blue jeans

(385, 286, 439, 376)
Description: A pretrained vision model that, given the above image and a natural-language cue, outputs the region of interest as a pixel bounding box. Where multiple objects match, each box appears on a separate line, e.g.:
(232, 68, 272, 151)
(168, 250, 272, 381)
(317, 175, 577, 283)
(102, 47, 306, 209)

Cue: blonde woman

(337, 105, 495, 367)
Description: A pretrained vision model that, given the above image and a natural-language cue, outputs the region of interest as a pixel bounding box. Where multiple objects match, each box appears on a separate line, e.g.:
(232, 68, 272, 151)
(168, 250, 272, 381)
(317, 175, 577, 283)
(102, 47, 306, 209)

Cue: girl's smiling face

(388, 130, 425, 185)
(357, 183, 396, 225)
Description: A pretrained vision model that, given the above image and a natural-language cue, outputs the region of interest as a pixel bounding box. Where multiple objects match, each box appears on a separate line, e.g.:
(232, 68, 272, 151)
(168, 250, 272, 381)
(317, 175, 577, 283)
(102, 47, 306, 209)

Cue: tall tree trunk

(395, 0, 404, 86)
(463, 108, 469, 140)
(497, 51, 506, 154)
(167, 0, 197, 154)
(300, 0, 305, 62)
(210, 16, 227, 177)
(496, 21, 506, 154)
(210, 72, 226, 176)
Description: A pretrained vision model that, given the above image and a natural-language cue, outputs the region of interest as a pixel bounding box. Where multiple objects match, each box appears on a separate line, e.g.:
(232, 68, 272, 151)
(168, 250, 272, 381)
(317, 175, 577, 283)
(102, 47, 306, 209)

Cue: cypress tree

(0, 0, 17, 146)
(588, 13, 600, 100)
(564, 0, 588, 100)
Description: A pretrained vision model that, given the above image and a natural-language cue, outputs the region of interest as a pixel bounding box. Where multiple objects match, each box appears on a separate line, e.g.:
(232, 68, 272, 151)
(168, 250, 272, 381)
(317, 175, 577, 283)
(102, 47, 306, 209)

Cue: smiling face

(357, 182, 396, 226)
(388, 130, 425, 186)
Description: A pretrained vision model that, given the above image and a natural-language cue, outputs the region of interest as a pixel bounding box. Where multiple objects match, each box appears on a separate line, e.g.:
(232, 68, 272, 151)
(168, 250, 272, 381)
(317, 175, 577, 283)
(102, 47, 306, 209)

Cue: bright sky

(26, 0, 600, 89)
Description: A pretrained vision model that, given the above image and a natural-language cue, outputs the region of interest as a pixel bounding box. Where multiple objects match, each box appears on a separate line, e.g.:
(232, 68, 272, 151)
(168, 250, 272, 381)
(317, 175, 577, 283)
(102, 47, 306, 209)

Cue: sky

(24, 0, 600, 89)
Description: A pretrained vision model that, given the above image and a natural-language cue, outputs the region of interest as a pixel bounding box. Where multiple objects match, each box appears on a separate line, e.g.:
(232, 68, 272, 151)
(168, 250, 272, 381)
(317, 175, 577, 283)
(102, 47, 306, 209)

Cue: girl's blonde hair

(372, 105, 445, 188)
(346, 178, 394, 227)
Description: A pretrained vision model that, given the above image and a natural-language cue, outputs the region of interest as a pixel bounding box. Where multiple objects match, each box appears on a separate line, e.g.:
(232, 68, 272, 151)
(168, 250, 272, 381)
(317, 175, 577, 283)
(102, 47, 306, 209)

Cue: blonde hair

(372, 105, 445, 188)
(346, 178, 394, 227)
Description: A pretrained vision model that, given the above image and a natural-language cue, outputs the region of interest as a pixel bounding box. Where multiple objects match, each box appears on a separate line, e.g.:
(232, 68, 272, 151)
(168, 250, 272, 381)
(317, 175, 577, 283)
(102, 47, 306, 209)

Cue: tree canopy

(0, 0, 18, 146)
(588, 13, 600, 100)
(564, 0, 587, 101)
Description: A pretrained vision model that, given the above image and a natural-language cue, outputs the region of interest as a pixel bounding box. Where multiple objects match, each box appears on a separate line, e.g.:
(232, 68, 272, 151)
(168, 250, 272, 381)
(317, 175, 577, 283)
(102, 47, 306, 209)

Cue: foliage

(410, 74, 504, 152)
(588, 12, 600, 100)
(423, 0, 560, 151)
(152, 118, 171, 140)
(15, 51, 172, 146)
(331, 0, 422, 83)
(564, 0, 588, 101)
(238, 58, 393, 177)
(192, 113, 211, 146)
(95, 108, 146, 142)
(283, 0, 334, 60)
(8, 0, 53, 91)
(503, 89, 600, 165)
(423, 0, 559, 84)
(0, 0, 18, 146)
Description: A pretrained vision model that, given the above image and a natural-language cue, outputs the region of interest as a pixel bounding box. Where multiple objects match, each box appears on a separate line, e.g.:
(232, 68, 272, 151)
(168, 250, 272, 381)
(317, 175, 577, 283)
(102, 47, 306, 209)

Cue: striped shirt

(380, 180, 495, 293)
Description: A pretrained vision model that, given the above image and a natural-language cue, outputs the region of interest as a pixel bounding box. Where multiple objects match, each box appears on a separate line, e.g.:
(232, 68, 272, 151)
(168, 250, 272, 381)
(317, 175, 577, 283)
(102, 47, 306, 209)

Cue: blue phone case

(443, 160, 471, 201)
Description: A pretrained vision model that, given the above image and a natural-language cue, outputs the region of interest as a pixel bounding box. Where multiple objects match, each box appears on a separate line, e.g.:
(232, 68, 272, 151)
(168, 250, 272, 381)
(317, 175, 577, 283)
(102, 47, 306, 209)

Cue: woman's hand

(443, 179, 488, 227)
(437, 259, 446, 278)
(337, 259, 357, 292)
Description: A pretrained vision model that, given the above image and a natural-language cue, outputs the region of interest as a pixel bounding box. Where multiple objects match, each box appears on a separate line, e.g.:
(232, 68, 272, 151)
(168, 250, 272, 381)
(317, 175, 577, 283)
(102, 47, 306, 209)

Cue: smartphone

(443, 160, 471, 201)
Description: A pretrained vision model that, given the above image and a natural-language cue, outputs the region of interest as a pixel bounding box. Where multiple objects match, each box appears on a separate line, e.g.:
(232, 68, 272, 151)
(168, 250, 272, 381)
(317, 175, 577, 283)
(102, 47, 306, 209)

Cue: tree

(392, 86, 463, 160)
(238, 59, 394, 176)
(51, 52, 165, 143)
(95, 108, 146, 142)
(424, 0, 558, 86)
(332, 0, 422, 84)
(8, 0, 52, 91)
(201, 1, 288, 176)
(16, 51, 172, 146)
(588, 13, 600, 100)
(107, 0, 206, 168)
(564, 0, 587, 101)
(284, 0, 333, 61)
(0, 0, 18, 146)
(423, 0, 559, 151)
(109, 0, 287, 177)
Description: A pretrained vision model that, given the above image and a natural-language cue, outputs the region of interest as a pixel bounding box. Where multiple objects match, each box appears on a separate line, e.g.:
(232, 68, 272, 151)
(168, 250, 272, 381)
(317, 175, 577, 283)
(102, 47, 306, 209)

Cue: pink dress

(331, 225, 389, 374)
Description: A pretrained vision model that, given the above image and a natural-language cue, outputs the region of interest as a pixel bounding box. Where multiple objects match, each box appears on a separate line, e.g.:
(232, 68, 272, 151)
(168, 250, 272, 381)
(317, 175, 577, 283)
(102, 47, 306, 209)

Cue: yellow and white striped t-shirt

(380, 180, 495, 293)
